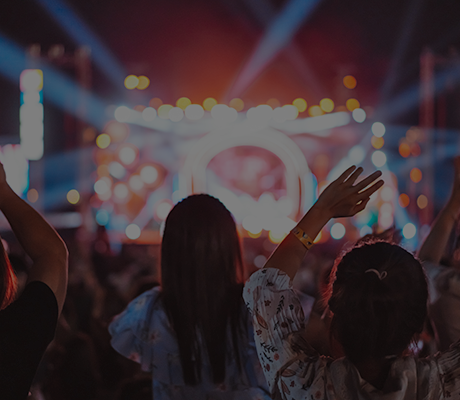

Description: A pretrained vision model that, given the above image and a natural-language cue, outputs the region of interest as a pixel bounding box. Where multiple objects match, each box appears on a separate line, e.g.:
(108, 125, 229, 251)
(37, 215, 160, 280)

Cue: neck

(354, 358, 393, 390)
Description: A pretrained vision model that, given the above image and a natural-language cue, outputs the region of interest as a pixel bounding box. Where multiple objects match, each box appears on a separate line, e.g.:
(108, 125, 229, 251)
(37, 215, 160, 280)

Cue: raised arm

(265, 166, 384, 279)
(418, 156, 460, 264)
(0, 163, 68, 314)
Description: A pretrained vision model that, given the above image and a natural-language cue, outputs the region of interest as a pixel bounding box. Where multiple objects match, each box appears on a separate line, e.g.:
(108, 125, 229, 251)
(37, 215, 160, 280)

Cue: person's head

(0, 239, 17, 309)
(160, 194, 244, 385)
(325, 240, 427, 364)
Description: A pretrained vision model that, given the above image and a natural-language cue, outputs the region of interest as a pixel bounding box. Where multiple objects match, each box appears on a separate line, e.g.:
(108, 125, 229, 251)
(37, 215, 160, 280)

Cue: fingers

(355, 170, 383, 192)
(344, 166, 364, 186)
(335, 166, 357, 184)
(354, 198, 370, 214)
(358, 179, 385, 199)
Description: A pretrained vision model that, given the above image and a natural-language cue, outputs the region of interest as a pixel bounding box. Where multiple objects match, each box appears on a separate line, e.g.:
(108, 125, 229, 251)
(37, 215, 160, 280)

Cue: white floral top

(243, 267, 460, 400)
(109, 286, 271, 400)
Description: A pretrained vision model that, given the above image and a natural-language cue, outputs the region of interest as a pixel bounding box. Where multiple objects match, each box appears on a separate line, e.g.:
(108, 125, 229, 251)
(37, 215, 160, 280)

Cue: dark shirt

(0, 281, 58, 399)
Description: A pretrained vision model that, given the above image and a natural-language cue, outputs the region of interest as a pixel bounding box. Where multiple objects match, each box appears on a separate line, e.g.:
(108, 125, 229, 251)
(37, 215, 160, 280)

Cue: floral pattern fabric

(109, 286, 271, 400)
(243, 267, 460, 400)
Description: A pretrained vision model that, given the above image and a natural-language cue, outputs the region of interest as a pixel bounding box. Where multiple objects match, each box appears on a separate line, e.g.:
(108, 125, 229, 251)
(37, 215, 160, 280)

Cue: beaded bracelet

(291, 226, 314, 250)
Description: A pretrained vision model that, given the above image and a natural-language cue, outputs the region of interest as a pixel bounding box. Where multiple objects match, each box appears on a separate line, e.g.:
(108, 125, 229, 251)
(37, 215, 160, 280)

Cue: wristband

(291, 226, 314, 250)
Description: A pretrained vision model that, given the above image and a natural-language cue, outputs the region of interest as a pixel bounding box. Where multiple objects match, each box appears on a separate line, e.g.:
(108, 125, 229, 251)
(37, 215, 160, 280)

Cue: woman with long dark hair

(0, 162, 68, 399)
(109, 194, 270, 399)
(244, 166, 460, 399)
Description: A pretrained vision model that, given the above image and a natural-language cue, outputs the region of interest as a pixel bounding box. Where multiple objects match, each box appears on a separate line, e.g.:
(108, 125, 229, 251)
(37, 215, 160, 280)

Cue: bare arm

(0, 164, 68, 314)
(265, 166, 384, 279)
(418, 157, 460, 264)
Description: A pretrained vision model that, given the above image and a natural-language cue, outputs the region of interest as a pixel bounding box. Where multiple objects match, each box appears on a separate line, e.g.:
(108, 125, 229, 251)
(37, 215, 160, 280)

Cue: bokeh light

(398, 193, 410, 208)
(266, 98, 280, 109)
(96, 133, 111, 149)
(140, 165, 158, 184)
(319, 98, 334, 113)
(410, 168, 422, 183)
(403, 223, 417, 239)
(371, 136, 384, 149)
(372, 122, 386, 137)
(348, 145, 366, 164)
(96, 209, 110, 226)
(331, 222, 346, 239)
(203, 97, 217, 111)
(109, 161, 126, 179)
(114, 106, 131, 122)
(229, 98, 244, 111)
(346, 98, 360, 111)
(149, 97, 163, 109)
(158, 104, 173, 119)
(380, 186, 394, 202)
(308, 105, 324, 117)
(343, 75, 357, 89)
(281, 104, 298, 120)
(27, 188, 39, 203)
(411, 143, 421, 157)
(118, 145, 138, 165)
(293, 98, 307, 112)
(352, 108, 366, 123)
(142, 107, 157, 122)
(126, 224, 141, 240)
(124, 75, 139, 90)
(137, 76, 150, 90)
(399, 142, 411, 158)
(129, 175, 144, 191)
(20, 69, 43, 92)
(185, 104, 204, 120)
(156, 200, 173, 220)
(371, 150, 387, 167)
(67, 189, 80, 205)
(417, 194, 428, 209)
(169, 107, 184, 122)
(176, 97, 192, 110)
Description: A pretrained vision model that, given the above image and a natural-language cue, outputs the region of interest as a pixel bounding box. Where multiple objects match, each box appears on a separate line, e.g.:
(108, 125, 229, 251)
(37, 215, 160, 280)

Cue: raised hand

(315, 166, 384, 219)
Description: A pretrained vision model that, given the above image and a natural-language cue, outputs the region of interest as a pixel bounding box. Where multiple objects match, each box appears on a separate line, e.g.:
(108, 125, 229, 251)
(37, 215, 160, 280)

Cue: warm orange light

(149, 97, 163, 109)
(293, 98, 307, 112)
(97, 165, 110, 177)
(346, 98, 360, 111)
(336, 105, 348, 112)
(203, 97, 217, 111)
(411, 143, 421, 157)
(266, 98, 280, 109)
(176, 97, 192, 110)
(158, 104, 173, 119)
(371, 136, 384, 149)
(124, 75, 139, 90)
(133, 105, 146, 112)
(248, 231, 262, 239)
(398, 193, 410, 208)
(27, 188, 39, 203)
(343, 75, 357, 89)
(319, 98, 334, 113)
(308, 105, 324, 117)
(399, 142, 411, 158)
(410, 168, 422, 183)
(417, 195, 428, 209)
(137, 76, 150, 90)
(104, 121, 129, 142)
(229, 98, 244, 111)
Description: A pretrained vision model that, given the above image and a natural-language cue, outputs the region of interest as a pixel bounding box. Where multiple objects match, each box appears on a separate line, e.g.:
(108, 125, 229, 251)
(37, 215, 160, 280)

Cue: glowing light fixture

(371, 136, 384, 149)
(203, 97, 217, 111)
(185, 104, 204, 120)
(398, 193, 410, 208)
(403, 223, 416, 239)
(331, 222, 346, 239)
(343, 75, 357, 89)
(352, 108, 366, 123)
(410, 168, 422, 183)
(20, 69, 44, 160)
(137, 76, 150, 90)
(417, 195, 428, 209)
(124, 75, 139, 90)
(176, 97, 192, 110)
(371, 122, 386, 137)
(308, 105, 324, 117)
(96, 133, 111, 149)
(158, 104, 173, 119)
(371, 150, 386, 167)
(319, 98, 334, 113)
(346, 98, 360, 111)
(67, 189, 80, 204)
(118, 145, 138, 165)
(229, 98, 244, 111)
(140, 165, 158, 184)
(126, 223, 141, 239)
(169, 107, 184, 122)
(27, 188, 39, 203)
(142, 107, 157, 122)
(292, 98, 307, 112)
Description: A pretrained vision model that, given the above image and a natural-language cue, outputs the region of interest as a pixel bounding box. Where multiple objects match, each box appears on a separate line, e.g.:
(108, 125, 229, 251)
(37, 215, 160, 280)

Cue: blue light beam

(228, 0, 321, 98)
(34, 0, 126, 85)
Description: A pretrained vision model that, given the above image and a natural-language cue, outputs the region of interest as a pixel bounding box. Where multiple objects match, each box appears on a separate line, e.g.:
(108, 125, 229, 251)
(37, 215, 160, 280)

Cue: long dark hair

(325, 240, 427, 364)
(160, 194, 245, 385)
(0, 239, 17, 309)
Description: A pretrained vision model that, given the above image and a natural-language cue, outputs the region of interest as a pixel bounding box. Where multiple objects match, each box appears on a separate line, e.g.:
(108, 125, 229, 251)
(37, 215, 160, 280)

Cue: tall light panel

(20, 69, 44, 160)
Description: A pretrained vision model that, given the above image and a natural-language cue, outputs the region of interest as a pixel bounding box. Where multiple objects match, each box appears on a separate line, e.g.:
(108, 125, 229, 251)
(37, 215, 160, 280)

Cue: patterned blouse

(109, 286, 271, 400)
(243, 267, 460, 400)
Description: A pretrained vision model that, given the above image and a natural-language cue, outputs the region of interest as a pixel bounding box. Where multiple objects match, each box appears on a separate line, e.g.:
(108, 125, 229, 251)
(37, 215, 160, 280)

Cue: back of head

(325, 240, 427, 364)
(161, 194, 244, 385)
